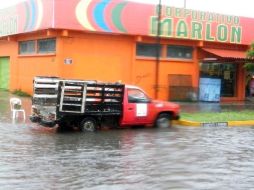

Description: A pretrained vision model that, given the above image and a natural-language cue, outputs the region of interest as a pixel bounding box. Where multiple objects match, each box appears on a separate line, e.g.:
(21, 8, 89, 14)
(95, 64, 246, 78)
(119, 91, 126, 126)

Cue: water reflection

(0, 123, 253, 190)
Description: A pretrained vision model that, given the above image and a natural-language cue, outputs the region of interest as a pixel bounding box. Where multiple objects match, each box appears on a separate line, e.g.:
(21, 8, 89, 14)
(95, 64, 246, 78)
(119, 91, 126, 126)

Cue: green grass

(12, 89, 31, 97)
(181, 110, 254, 122)
(0, 89, 9, 92)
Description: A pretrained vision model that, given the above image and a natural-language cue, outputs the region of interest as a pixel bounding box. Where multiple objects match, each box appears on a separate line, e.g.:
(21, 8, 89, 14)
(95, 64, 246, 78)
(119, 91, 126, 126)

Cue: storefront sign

(1, 0, 254, 45)
(150, 7, 241, 43)
(0, 0, 44, 37)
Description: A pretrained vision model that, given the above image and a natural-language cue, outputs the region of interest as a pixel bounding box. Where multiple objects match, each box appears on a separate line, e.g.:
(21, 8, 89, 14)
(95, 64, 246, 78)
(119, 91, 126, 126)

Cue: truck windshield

(127, 88, 150, 103)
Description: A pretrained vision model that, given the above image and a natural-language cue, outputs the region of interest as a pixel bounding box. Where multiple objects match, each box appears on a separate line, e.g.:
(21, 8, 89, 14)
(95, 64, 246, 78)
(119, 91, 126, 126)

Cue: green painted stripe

(112, 2, 127, 33)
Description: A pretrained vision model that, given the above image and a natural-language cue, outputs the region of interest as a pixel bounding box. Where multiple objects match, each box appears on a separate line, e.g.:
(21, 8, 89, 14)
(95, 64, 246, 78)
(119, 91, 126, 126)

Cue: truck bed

(32, 77, 125, 117)
(57, 80, 124, 116)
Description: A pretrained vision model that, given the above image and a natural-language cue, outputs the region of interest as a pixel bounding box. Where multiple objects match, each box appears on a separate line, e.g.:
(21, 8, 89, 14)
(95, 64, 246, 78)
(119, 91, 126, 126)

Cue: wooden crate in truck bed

(57, 80, 124, 116)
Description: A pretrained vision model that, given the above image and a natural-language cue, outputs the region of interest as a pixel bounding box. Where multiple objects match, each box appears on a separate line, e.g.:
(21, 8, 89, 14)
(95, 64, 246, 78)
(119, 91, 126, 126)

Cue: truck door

(121, 88, 152, 125)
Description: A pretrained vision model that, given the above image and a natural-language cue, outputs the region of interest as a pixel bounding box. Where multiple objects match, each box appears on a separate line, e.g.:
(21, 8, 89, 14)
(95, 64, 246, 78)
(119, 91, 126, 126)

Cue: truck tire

(80, 117, 97, 132)
(155, 113, 172, 128)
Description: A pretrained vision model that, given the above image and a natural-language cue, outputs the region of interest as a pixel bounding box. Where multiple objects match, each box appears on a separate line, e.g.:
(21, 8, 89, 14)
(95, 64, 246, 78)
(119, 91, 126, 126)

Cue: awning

(202, 48, 247, 59)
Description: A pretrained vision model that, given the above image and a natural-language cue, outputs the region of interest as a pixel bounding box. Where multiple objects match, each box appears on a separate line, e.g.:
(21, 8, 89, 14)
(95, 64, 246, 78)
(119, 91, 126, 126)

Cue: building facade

(0, 0, 253, 101)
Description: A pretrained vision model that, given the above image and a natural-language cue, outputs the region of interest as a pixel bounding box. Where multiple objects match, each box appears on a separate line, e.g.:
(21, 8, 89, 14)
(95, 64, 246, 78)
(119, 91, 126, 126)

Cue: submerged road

(0, 91, 254, 189)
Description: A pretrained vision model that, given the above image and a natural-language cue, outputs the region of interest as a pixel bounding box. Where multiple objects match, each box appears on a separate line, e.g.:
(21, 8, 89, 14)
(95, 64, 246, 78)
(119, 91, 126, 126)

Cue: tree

(244, 43, 254, 71)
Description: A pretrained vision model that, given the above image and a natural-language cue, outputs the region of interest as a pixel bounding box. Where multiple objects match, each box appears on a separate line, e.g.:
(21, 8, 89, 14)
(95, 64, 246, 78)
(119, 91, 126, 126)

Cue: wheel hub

(83, 121, 95, 131)
(157, 118, 169, 128)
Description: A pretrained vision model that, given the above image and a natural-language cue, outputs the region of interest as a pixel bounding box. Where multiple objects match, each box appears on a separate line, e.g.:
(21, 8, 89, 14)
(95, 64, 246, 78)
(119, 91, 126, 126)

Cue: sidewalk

(176, 101, 254, 127)
(178, 101, 254, 113)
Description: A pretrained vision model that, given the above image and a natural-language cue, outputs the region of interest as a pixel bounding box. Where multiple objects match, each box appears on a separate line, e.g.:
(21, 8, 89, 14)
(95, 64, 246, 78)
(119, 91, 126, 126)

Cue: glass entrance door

(200, 62, 237, 97)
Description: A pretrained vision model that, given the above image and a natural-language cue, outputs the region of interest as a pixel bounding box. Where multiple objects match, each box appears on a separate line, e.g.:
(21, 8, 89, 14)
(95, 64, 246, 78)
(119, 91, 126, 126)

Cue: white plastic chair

(10, 98, 26, 121)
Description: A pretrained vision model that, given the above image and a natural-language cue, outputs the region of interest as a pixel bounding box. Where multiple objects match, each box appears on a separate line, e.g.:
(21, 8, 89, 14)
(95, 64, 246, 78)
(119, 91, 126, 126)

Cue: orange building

(0, 0, 253, 102)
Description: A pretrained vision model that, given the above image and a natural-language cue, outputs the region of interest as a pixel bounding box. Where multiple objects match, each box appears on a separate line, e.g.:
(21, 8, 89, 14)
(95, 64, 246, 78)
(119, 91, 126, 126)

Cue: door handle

(128, 108, 133, 110)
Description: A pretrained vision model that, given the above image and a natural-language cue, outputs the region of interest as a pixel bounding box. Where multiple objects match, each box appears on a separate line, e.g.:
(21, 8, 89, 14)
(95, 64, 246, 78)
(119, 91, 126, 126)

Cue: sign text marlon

(150, 6, 242, 44)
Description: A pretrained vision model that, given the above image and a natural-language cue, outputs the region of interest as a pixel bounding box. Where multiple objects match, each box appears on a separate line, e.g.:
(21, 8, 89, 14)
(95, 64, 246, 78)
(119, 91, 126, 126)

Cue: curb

(174, 120, 254, 127)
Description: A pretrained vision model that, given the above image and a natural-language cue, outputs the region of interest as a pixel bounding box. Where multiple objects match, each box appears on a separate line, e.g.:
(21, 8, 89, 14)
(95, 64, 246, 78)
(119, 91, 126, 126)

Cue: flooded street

(0, 92, 254, 189)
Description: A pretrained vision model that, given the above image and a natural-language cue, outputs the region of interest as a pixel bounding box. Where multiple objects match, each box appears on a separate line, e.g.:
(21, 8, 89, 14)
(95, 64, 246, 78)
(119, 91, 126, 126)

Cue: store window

(200, 63, 237, 97)
(19, 40, 36, 54)
(19, 38, 56, 55)
(167, 45, 193, 59)
(136, 43, 161, 57)
(38, 38, 56, 53)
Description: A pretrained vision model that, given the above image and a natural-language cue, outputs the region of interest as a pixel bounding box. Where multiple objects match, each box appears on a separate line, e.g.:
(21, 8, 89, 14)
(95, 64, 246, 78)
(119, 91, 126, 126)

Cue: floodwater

(1, 91, 254, 190)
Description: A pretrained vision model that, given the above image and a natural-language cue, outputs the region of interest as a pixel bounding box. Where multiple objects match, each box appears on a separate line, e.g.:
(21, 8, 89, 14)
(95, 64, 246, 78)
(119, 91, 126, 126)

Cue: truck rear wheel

(80, 117, 97, 132)
(155, 113, 172, 128)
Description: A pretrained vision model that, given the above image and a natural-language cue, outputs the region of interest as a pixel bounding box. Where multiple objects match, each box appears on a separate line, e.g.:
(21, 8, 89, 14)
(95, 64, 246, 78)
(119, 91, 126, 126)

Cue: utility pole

(184, 0, 186, 8)
(155, 0, 162, 99)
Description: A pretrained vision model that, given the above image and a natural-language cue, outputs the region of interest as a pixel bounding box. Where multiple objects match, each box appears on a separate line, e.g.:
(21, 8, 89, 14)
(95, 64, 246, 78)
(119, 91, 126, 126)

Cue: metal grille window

(19, 40, 36, 54)
(38, 38, 56, 53)
(168, 74, 197, 101)
(136, 43, 161, 57)
(167, 45, 193, 59)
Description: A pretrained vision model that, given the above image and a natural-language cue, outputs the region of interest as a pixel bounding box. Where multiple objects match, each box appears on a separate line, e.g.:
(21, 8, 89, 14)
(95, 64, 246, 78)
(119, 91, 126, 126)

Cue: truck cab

(30, 77, 180, 131)
(121, 85, 180, 127)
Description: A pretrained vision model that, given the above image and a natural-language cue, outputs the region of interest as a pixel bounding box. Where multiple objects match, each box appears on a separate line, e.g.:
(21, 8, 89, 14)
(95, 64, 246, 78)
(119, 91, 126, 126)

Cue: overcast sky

(1, 0, 254, 18)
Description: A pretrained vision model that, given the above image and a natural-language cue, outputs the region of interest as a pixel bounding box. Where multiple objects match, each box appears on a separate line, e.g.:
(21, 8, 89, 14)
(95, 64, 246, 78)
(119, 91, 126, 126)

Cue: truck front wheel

(80, 117, 97, 132)
(155, 113, 172, 128)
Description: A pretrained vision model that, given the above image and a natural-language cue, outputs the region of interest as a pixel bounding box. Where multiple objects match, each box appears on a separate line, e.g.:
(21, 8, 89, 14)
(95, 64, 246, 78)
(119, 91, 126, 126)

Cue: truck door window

(128, 89, 150, 103)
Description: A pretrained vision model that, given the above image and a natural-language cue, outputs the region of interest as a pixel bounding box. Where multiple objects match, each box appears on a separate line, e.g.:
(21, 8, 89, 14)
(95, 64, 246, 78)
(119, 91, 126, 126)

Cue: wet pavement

(0, 91, 254, 189)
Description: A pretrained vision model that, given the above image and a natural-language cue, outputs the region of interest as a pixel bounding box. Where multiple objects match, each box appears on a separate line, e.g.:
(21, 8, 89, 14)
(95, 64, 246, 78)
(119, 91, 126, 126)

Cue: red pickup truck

(30, 77, 180, 131)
